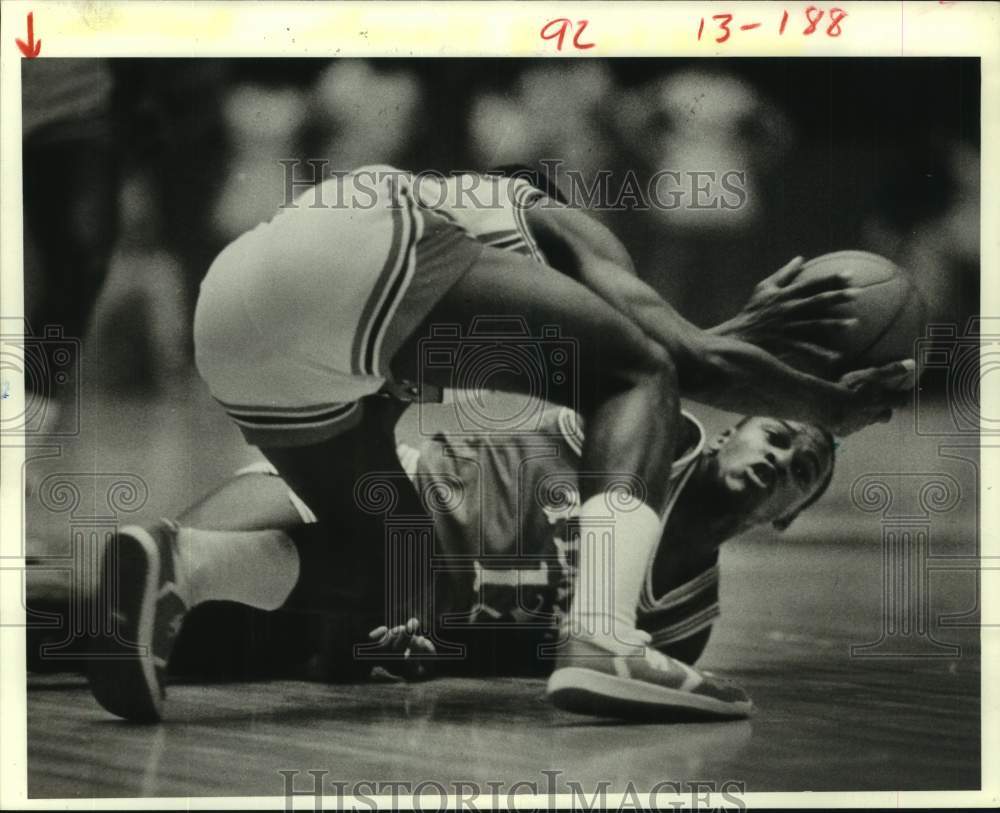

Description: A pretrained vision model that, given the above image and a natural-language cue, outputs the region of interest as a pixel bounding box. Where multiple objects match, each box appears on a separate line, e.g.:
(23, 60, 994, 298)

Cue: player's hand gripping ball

(791, 251, 927, 377)
(722, 251, 927, 380)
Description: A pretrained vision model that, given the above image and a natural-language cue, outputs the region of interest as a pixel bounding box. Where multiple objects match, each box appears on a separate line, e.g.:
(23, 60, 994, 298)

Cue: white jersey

(410, 172, 549, 265)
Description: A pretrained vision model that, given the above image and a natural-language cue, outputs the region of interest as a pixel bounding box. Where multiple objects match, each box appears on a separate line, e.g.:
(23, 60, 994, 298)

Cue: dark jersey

(400, 406, 720, 671)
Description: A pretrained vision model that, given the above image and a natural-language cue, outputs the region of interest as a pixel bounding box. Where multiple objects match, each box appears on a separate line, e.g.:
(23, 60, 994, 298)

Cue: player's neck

(670, 454, 747, 550)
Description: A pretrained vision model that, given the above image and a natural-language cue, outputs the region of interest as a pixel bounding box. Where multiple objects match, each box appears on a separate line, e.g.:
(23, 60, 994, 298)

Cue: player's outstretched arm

(525, 204, 910, 435)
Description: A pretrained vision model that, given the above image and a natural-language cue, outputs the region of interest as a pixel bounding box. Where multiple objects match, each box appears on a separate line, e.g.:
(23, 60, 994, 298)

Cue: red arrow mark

(17, 12, 42, 59)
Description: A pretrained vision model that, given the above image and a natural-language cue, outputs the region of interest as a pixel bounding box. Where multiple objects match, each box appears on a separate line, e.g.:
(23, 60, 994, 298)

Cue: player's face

(713, 417, 833, 527)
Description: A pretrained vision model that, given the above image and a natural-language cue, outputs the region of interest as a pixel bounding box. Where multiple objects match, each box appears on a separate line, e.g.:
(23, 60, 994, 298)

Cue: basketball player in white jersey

(89, 164, 910, 721)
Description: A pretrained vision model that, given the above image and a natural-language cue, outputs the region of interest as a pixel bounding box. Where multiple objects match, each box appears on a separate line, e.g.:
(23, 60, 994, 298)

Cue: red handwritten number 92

(540, 18, 595, 51)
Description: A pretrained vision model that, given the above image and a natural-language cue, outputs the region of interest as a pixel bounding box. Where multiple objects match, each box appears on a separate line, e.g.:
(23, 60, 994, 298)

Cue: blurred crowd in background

(22, 57, 980, 395)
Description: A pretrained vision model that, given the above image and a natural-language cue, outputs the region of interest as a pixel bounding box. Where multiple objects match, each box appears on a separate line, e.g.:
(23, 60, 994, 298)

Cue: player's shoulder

(563, 407, 705, 474)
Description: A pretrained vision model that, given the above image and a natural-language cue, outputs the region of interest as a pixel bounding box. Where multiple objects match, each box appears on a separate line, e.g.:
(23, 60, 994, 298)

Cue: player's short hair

(733, 416, 837, 531)
(487, 163, 570, 204)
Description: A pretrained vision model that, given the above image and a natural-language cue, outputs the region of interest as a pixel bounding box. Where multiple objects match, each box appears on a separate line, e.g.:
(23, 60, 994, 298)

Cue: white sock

(174, 528, 300, 611)
(566, 494, 661, 646)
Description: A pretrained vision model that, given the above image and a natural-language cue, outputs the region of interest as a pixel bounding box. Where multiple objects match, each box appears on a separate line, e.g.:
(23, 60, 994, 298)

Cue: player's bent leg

(176, 468, 305, 531)
(258, 395, 418, 527)
(86, 479, 303, 721)
(85, 468, 385, 720)
(86, 458, 331, 721)
(387, 247, 739, 718)
(388, 245, 682, 502)
(257, 397, 426, 626)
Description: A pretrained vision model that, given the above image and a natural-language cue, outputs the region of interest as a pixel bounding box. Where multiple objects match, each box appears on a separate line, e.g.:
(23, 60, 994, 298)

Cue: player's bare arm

(525, 202, 913, 436)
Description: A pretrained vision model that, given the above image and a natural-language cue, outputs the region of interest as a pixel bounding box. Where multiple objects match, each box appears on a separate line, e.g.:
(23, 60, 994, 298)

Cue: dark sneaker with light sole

(546, 632, 753, 721)
(88, 521, 188, 722)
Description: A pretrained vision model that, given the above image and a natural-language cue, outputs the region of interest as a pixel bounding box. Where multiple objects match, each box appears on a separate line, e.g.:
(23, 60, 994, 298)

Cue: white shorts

(194, 167, 482, 447)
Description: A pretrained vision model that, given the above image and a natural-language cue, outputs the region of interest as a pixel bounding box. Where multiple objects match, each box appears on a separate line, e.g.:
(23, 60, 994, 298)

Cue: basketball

(794, 250, 927, 376)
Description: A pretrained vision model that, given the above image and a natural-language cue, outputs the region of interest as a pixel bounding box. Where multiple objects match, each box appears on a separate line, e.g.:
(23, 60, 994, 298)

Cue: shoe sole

(87, 527, 163, 722)
(547, 667, 752, 721)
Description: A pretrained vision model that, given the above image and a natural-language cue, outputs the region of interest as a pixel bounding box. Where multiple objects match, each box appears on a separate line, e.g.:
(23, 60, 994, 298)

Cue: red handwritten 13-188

(698, 7, 848, 43)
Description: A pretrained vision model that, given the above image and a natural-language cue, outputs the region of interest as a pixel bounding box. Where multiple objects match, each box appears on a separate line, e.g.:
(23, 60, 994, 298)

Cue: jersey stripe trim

(224, 401, 358, 427)
(478, 229, 521, 244)
(511, 182, 546, 264)
(647, 604, 721, 647)
(557, 408, 584, 457)
(366, 186, 422, 376)
(214, 399, 349, 417)
(486, 235, 528, 251)
(641, 562, 719, 613)
(350, 178, 418, 377)
(226, 401, 363, 447)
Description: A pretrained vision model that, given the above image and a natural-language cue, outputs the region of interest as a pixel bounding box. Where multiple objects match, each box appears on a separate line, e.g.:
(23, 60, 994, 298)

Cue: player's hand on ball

(366, 617, 436, 682)
(712, 256, 857, 376)
(829, 359, 916, 436)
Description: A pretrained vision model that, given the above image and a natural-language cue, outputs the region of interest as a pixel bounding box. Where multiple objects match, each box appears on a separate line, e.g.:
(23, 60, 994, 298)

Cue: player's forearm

(526, 205, 847, 425)
(574, 258, 702, 363)
(685, 334, 845, 426)
(576, 261, 843, 425)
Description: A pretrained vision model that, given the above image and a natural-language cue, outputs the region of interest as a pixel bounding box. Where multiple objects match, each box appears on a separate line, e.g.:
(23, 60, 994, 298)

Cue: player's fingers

(389, 625, 415, 648)
(404, 617, 420, 635)
(778, 340, 843, 371)
(779, 274, 858, 302)
(372, 624, 407, 651)
(776, 291, 856, 324)
(840, 358, 912, 387)
(872, 359, 917, 390)
(877, 358, 916, 377)
(762, 255, 805, 288)
(839, 368, 879, 391)
(779, 318, 858, 337)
